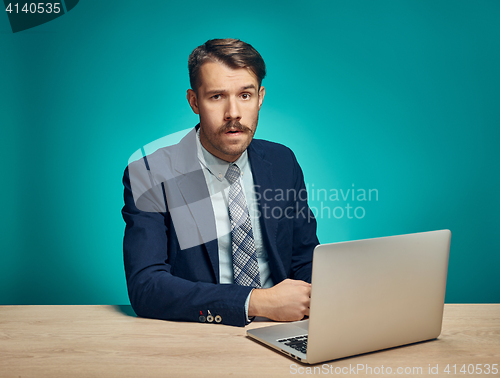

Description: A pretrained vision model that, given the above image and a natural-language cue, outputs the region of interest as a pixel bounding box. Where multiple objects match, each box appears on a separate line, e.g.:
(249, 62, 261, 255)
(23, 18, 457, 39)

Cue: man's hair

(188, 38, 266, 92)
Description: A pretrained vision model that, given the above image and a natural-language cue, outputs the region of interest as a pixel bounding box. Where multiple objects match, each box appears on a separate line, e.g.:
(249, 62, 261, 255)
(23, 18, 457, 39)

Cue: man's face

(187, 61, 265, 162)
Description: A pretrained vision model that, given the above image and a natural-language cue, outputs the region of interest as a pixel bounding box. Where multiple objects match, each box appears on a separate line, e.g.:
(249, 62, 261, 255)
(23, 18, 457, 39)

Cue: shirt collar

(196, 128, 248, 182)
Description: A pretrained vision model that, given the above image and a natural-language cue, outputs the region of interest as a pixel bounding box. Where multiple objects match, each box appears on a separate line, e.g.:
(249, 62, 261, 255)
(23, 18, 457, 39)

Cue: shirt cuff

(244, 288, 255, 324)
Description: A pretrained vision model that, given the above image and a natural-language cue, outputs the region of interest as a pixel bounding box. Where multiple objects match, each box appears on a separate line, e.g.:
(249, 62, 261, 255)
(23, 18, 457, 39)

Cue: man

(122, 39, 319, 327)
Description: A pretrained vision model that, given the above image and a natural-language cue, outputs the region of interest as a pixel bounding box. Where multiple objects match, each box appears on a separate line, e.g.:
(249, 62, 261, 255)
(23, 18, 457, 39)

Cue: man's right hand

(248, 279, 311, 321)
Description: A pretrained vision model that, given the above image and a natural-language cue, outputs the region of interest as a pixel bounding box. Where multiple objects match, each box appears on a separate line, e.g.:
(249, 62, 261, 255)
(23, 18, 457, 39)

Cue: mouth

(220, 121, 252, 137)
(223, 127, 249, 137)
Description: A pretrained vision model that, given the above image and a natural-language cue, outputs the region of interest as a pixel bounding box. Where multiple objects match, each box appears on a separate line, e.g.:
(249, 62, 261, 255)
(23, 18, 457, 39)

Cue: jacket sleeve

(122, 166, 253, 327)
(289, 150, 319, 283)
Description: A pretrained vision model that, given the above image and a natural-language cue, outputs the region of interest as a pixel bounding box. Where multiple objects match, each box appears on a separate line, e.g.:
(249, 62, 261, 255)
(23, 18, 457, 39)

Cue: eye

(211, 94, 222, 100)
(241, 93, 251, 100)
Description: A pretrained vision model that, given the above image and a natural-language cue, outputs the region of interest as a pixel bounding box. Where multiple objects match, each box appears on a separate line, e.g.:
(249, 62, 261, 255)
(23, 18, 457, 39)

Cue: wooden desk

(0, 305, 499, 377)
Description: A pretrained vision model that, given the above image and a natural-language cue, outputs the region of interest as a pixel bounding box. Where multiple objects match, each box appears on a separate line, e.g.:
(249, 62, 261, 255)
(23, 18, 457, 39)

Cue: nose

(224, 96, 241, 121)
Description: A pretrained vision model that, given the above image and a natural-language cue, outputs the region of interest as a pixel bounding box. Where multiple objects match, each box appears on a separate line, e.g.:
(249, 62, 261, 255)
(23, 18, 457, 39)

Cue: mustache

(219, 120, 253, 134)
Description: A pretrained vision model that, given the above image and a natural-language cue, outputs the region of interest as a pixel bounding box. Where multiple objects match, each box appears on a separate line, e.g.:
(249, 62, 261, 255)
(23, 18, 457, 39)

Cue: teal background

(1, 1, 498, 305)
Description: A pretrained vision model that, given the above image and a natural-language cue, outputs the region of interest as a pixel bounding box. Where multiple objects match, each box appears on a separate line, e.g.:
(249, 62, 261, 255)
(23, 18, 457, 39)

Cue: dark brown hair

(188, 38, 266, 91)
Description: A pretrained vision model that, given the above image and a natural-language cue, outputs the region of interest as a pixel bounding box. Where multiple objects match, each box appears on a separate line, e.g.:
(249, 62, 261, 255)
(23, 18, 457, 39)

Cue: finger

(303, 296, 311, 308)
(296, 280, 311, 286)
(304, 306, 310, 317)
(303, 285, 312, 297)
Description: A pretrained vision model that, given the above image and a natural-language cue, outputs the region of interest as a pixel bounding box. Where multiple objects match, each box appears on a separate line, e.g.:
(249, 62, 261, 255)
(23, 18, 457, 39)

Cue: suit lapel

(171, 127, 220, 282)
(248, 142, 286, 282)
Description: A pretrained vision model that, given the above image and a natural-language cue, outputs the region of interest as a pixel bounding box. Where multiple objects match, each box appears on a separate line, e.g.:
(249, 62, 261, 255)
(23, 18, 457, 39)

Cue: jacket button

(215, 315, 222, 323)
(199, 315, 206, 323)
(207, 315, 214, 322)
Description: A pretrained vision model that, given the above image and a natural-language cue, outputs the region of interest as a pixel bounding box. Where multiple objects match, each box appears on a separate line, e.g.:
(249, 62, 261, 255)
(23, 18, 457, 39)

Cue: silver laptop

(247, 230, 451, 364)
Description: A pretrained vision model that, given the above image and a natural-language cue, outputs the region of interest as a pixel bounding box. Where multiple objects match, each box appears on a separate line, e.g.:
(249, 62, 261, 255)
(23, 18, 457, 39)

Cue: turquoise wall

(1, 1, 498, 305)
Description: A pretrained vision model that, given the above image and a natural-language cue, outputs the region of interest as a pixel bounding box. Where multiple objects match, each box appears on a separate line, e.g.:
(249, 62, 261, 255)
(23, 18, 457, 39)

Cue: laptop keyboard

(278, 335, 308, 354)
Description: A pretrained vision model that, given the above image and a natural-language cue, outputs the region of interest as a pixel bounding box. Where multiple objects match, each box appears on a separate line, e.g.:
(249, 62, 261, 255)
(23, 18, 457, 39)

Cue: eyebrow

(205, 84, 257, 96)
(241, 84, 257, 91)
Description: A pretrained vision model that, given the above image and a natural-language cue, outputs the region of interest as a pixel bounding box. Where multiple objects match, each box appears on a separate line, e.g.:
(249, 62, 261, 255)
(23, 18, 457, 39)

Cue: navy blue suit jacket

(122, 127, 319, 326)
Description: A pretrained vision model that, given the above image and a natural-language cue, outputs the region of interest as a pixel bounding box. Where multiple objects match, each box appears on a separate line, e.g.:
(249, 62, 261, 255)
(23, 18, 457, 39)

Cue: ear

(258, 86, 265, 109)
(187, 89, 200, 115)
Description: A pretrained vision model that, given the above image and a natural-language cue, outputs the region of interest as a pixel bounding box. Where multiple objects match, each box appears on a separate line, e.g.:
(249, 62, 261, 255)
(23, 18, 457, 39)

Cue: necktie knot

(226, 164, 240, 185)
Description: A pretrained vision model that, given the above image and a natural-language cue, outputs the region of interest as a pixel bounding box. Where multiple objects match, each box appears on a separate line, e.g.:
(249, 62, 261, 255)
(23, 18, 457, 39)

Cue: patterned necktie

(226, 164, 261, 288)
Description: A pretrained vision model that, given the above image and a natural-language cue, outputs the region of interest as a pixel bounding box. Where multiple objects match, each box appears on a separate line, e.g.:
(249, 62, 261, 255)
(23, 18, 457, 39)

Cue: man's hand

(248, 279, 311, 321)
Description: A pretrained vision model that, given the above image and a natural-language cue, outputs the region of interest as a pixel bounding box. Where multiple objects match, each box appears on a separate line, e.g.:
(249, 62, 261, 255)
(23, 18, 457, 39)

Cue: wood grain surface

(0, 304, 498, 377)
